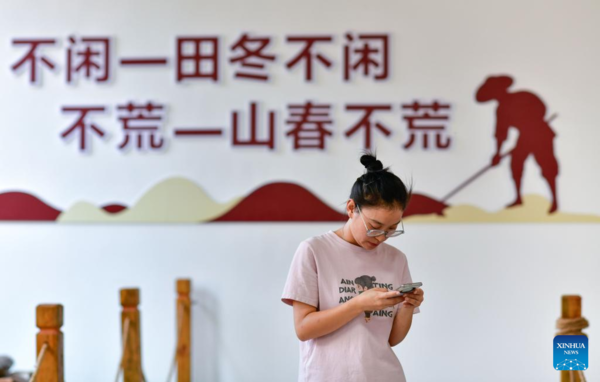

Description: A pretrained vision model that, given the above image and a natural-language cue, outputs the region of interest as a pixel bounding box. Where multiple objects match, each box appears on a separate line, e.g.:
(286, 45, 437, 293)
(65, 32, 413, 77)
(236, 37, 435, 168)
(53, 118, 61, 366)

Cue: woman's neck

(335, 221, 359, 247)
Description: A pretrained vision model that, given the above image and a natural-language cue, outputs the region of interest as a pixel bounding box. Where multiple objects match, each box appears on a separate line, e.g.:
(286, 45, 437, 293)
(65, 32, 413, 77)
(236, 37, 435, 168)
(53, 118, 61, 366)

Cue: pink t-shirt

(282, 231, 420, 382)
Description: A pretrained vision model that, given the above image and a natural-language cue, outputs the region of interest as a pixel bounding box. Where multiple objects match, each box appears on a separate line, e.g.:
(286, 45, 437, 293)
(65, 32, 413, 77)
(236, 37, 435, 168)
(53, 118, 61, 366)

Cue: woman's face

(347, 200, 404, 250)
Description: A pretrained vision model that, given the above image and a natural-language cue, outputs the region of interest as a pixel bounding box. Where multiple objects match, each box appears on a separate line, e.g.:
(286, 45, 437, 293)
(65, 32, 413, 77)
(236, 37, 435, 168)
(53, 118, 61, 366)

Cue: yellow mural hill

(405, 194, 600, 223)
(58, 177, 241, 223)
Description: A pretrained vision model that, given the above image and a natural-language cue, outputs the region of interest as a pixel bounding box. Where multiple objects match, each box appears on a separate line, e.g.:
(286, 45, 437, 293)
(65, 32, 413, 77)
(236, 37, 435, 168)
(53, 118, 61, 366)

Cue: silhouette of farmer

(476, 75, 559, 213)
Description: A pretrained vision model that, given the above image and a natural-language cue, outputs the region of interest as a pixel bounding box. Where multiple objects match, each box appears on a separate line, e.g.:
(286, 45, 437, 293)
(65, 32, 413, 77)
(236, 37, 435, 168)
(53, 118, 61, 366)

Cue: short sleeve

(399, 253, 420, 315)
(281, 240, 319, 308)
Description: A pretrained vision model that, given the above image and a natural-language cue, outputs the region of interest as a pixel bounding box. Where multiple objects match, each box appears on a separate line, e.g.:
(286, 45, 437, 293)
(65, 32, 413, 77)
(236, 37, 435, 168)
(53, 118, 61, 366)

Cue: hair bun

(360, 154, 384, 172)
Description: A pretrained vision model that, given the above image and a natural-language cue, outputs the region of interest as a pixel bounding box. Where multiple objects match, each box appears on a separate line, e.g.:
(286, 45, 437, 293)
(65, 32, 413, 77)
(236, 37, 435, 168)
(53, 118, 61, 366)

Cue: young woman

(282, 153, 425, 382)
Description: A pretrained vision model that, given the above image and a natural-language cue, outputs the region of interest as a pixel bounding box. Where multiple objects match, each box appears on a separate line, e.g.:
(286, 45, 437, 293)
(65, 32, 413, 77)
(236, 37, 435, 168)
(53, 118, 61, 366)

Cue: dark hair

(355, 275, 376, 289)
(350, 151, 412, 210)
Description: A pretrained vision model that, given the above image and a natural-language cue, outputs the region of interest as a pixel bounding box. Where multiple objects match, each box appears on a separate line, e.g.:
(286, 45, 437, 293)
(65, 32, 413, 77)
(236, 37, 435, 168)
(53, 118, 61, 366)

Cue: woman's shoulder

(291, 232, 335, 262)
(299, 231, 336, 250)
(380, 242, 409, 262)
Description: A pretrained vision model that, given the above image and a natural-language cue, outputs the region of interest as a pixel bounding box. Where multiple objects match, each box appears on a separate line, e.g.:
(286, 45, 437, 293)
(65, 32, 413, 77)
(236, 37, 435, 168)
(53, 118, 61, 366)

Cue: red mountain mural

(213, 182, 347, 222)
(4, 179, 596, 223)
(101, 204, 128, 214)
(0, 192, 61, 221)
(404, 194, 449, 217)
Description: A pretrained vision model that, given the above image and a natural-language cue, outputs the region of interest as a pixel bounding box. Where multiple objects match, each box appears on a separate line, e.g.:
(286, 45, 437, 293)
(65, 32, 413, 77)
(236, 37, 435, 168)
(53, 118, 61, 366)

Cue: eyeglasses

(355, 204, 405, 238)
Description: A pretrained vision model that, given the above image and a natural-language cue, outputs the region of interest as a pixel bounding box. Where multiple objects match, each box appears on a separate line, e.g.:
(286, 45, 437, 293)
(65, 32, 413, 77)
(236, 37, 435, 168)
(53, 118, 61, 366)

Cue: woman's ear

(347, 199, 356, 219)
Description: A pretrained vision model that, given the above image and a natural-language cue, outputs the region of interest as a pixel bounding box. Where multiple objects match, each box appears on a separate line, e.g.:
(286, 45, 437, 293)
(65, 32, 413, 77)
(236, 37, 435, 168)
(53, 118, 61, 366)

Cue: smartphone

(394, 282, 422, 295)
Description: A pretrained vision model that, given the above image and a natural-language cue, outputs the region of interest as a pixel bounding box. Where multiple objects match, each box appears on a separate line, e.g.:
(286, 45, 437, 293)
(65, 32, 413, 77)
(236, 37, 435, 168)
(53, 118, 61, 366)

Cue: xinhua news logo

(554, 335, 588, 371)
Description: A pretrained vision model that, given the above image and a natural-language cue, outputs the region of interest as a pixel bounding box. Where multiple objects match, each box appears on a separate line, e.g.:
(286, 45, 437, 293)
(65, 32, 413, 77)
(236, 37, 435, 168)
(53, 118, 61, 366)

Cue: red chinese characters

(11, 39, 57, 84)
(177, 37, 219, 82)
(286, 36, 333, 81)
(345, 104, 393, 149)
(232, 102, 275, 149)
(402, 101, 452, 149)
(286, 102, 333, 150)
(117, 102, 166, 151)
(11, 32, 395, 84)
(61, 106, 107, 152)
(229, 34, 275, 81)
(67, 36, 111, 83)
(57, 99, 454, 154)
(18, 32, 462, 155)
(344, 33, 389, 81)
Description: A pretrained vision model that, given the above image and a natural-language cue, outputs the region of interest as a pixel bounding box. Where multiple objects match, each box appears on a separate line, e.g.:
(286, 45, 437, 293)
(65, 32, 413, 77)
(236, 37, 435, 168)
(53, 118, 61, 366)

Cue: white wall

(1, 0, 599, 381)
(1, 224, 598, 381)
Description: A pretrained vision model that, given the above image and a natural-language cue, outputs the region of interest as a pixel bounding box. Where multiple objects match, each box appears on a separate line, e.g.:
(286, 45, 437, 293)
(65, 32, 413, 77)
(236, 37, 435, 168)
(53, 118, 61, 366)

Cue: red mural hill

(0, 192, 61, 221)
(404, 194, 449, 217)
(101, 204, 128, 214)
(213, 182, 347, 222)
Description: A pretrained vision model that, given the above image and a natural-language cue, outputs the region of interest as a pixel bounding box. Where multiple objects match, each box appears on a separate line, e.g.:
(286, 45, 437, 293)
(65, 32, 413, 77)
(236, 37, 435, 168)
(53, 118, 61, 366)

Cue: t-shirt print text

(339, 275, 395, 322)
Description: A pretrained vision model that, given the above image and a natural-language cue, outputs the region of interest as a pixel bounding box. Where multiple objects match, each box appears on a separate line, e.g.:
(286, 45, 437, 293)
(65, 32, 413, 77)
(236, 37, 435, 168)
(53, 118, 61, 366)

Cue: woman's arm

(293, 299, 362, 341)
(293, 288, 403, 341)
(388, 306, 414, 346)
(388, 288, 424, 347)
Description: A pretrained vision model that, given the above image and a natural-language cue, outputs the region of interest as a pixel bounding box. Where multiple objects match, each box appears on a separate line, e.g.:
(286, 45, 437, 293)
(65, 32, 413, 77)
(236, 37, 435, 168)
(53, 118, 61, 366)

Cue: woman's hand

(353, 288, 405, 312)
(401, 288, 424, 309)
